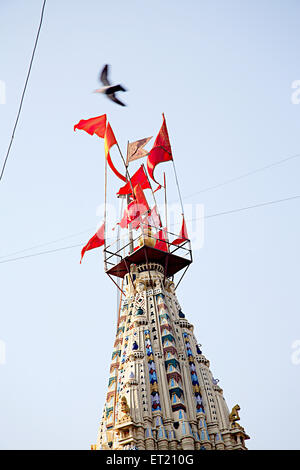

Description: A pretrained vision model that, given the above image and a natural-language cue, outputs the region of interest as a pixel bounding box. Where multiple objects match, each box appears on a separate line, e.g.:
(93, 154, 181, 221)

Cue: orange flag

(117, 165, 150, 197)
(80, 223, 105, 263)
(74, 114, 107, 138)
(74, 115, 126, 182)
(104, 123, 126, 182)
(147, 114, 173, 186)
(119, 201, 142, 229)
(133, 184, 149, 215)
(172, 216, 188, 245)
(147, 206, 162, 229)
(154, 228, 169, 252)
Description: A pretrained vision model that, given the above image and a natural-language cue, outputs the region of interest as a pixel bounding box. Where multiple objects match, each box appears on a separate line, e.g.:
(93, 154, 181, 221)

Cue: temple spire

(92, 261, 249, 450)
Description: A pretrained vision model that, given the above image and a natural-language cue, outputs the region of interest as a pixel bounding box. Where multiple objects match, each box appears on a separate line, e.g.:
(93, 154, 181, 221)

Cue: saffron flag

(74, 114, 107, 138)
(154, 228, 169, 252)
(119, 200, 143, 229)
(117, 165, 150, 197)
(74, 115, 126, 183)
(133, 184, 149, 215)
(172, 216, 188, 245)
(126, 136, 152, 164)
(80, 223, 105, 263)
(147, 206, 162, 229)
(104, 123, 127, 182)
(147, 114, 173, 185)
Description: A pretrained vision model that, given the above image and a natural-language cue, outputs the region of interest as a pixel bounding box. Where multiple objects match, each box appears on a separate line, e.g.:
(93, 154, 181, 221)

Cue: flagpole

(171, 159, 185, 217)
(115, 139, 135, 196)
(142, 163, 158, 209)
(164, 172, 168, 233)
(142, 163, 162, 234)
(104, 154, 108, 270)
(160, 112, 185, 218)
(126, 141, 134, 253)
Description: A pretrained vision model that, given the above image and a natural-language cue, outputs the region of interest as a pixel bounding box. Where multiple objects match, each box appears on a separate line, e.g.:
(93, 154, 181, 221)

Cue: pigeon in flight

(94, 64, 127, 106)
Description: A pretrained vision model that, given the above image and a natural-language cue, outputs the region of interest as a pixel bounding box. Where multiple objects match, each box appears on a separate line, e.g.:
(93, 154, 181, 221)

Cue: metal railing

(104, 223, 192, 272)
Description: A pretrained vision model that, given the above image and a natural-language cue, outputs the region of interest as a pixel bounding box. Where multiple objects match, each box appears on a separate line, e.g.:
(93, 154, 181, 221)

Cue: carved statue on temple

(118, 396, 131, 423)
(229, 404, 241, 428)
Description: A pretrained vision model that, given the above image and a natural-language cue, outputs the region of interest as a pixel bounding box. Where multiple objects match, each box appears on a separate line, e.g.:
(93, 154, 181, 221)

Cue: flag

(172, 216, 188, 245)
(147, 206, 162, 229)
(80, 223, 105, 263)
(74, 115, 126, 183)
(147, 114, 173, 185)
(74, 114, 107, 138)
(117, 165, 151, 197)
(154, 228, 169, 252)
(119, 200, 143, 229)
(126, 136, 152, 164)
(133, 184, 149, 214)
(104, 123, 127, 182)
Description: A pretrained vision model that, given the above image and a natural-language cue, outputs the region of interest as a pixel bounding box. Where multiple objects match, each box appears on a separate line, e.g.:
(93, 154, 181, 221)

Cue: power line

(1, 193, 299, 265)
(1, 148, 299, 260)
(0, 227, 93, 259)
(195, 194, 300, 220)
(0, 0, 47, 183)
(182, 152, 300, 200)
(0, 243, 82, 265)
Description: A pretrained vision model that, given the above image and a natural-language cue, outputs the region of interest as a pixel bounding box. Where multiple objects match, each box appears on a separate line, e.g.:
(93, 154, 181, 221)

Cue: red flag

(147, 206, 162, 229)
(147, 115, 173, 185)
(75, 116, 126, 183)
(133, 184, 149, 214)
(172, 216, 188, 245)
(104, 123, 127, 182)
(74, 114, 107, 138)
(117, 165, 151, 196)
(154, 228, 169, 252)
(119, 201, 143, 229)
(80, 223, 105, 263)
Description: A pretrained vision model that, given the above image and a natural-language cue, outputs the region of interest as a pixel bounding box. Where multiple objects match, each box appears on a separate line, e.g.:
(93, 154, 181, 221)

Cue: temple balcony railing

(104, 224, 192, 279)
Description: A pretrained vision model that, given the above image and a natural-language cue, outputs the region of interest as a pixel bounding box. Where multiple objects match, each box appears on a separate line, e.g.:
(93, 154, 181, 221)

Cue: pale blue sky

(1, 0, 300, 449)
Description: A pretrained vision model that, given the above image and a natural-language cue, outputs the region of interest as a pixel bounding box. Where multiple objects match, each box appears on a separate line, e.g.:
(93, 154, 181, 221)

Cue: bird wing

(108, 84, 127, 94)
(100, 64, 110, 86)
(108, 93, 126, 107)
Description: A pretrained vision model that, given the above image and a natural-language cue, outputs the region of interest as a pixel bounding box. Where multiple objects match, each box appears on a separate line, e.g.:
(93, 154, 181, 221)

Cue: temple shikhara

(74, 113, 250, 450)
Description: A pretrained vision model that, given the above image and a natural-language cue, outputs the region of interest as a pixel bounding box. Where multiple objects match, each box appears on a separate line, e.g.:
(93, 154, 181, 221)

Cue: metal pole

(126, 141, 134, 253)
(103, 154, 107, 270)
(172, 159, 185, 217)
(164, 172, 168, 232)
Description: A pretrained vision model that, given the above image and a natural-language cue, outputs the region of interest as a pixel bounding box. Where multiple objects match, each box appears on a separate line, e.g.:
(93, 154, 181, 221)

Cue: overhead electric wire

(0, 243, 82, 264)
(193, 194, 300, 221)
(0, 227, 93, 259)
(182, 151, 300, 200)
(2, 148, 298, 259)
(0, 0, 47, 183)
(1, 193, 299, 265)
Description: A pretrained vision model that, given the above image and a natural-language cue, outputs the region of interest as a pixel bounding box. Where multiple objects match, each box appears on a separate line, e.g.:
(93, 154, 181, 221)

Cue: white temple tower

(93, 241, 249, 450)
(75, 113, 251, 451)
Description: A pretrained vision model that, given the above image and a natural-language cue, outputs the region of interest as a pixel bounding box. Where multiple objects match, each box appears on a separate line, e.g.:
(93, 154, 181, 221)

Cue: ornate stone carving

(118, 396, 131, 423)
(96, 262, 249, 450)
(229, 404, 241, 429)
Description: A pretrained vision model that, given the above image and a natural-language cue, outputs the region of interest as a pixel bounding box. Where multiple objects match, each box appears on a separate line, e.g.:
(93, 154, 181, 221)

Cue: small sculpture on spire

(118, 396, 131, 423)
(229, 404, 241, 429)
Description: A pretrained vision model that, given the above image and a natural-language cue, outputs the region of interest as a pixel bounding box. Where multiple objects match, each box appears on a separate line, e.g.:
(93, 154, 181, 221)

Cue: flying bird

(94, 64, 127, 106)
